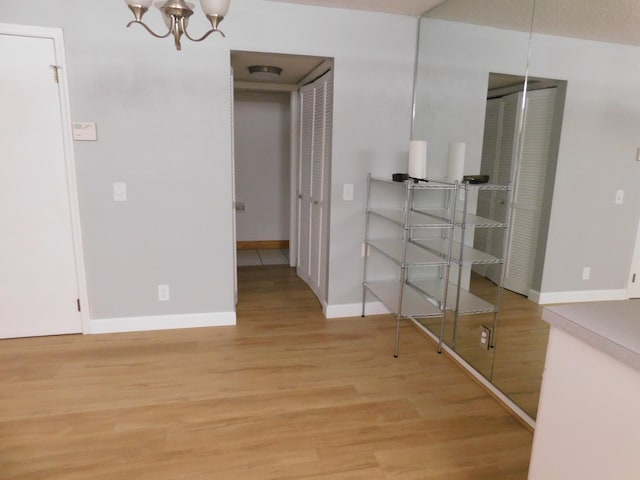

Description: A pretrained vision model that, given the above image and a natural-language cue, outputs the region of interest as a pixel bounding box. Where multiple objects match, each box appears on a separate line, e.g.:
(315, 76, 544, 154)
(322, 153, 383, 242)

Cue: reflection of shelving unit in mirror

(361, 175, 457, 357)
(411, 181, 513, 349)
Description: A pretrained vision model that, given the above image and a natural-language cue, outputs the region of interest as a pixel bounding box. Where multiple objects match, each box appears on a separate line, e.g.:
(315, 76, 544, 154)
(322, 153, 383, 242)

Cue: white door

(297, 71, 333, 302)
(476, 93, 519, 285)
(504, 88, 557, 295)
(309, 72, 333, 299)
(0, 29, 82, 338)
(474, 97, 504, 277)
(476, 88, 558, 296)
(628, 219, 640, 298)
(230, 67, 238, 305)
(297, 85, 315, 286)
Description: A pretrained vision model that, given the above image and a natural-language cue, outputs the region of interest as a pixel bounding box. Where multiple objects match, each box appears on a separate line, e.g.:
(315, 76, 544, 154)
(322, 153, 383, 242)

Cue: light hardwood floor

(417, 273, 549, 418)
(0, 266, 533, 479)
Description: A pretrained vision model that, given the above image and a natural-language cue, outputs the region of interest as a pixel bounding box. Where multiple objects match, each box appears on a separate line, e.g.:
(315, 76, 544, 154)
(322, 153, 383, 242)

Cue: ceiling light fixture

(248, 65, 283, 81)
(124, 0, 231, 51)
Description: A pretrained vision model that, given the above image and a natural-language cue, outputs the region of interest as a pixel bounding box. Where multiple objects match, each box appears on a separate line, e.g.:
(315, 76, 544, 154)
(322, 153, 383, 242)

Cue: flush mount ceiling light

(124, 0, 231, 51)
(248, 65, 283, 81)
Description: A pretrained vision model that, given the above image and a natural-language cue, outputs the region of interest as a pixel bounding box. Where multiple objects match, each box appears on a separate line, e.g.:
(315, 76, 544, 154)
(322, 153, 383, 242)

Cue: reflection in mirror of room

(413, 1, 539, 424)
(471, 73, 567, 419)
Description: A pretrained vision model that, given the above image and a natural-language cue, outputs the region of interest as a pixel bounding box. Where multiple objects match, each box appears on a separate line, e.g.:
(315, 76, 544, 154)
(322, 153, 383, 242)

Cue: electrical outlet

(615, 190, 624, 205)
(158, 284, 170, 301)
(480, 325, 491, 350)
(582, 267, 591, 280)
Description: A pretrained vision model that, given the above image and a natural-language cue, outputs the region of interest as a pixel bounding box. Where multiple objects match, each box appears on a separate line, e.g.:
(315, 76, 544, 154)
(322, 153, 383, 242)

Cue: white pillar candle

(447, 142, 466, 183)
(408, 140, 427, 179)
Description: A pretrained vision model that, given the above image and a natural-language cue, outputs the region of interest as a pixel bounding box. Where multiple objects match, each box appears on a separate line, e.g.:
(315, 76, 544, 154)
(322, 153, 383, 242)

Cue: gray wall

(529, 33, 640, 295)
(3, 1, 417, 324)
(413, 19, 531, 180)
(234, 90, 290, 243)
(415, 18, 640, 299)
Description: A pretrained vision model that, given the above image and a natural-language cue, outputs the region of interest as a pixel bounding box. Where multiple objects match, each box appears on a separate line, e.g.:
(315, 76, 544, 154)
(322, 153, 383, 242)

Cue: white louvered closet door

(477, 92, 520, 285)
(476, 88, 557, 295)
(474, 98, 504, 277)
(309, 72, 333, 300)
(297, 71, 333, 302)
(504, 88, 558, 295)
(493, 92, 520, 253)
(297, 85, 315, 285)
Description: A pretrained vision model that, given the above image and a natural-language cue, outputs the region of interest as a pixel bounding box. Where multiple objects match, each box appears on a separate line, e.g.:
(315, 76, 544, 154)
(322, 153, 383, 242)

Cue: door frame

(1, 23, 90, 332)
(628, 216, 640, 298)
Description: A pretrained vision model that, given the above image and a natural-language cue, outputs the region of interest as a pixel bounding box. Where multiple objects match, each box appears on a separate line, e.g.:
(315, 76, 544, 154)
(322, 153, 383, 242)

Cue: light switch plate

(343, 183, 354, 201)
(113, 182, 127, 202)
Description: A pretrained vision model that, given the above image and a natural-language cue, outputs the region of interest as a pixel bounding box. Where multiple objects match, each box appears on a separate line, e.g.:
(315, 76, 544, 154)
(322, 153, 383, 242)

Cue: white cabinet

(530, 302, 640, 480)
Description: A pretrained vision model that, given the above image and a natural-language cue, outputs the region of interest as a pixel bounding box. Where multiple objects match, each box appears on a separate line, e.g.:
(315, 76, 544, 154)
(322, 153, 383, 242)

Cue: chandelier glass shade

(124, 0, 231, 51)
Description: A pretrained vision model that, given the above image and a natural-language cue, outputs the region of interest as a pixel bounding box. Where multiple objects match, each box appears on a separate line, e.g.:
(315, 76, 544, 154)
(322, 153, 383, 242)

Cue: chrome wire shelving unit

(361, 174, 513, 356)
(411, 180, 513, 349)
(361, 174, 457, 356)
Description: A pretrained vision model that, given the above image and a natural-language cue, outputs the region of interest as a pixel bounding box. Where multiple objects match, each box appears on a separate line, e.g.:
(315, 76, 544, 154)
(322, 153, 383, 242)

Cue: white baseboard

(528, 289, 542, 303)
(89, 311, 236, 334)
(324, 301, 389, 319)
(534, 289, 628, 305)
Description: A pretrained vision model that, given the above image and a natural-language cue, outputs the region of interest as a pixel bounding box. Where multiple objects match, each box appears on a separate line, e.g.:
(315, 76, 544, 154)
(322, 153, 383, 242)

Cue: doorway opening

(474, 73, 567, 300)
(230, 51, 334, 310)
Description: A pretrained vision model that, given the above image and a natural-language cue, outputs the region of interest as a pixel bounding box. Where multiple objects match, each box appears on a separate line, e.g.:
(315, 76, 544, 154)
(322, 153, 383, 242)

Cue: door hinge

(50, 65, 61, 84)
(76, 298, 81, 312)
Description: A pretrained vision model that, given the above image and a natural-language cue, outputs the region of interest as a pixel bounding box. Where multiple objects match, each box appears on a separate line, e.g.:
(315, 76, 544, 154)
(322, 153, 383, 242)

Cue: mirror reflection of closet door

(507, 88, 558, 296)
(475, 92, 519, 284)
(477, 87, 559, 297)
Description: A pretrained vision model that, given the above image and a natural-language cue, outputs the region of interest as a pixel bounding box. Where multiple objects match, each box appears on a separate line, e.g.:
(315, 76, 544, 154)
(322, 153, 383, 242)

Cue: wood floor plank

(0, 265, 533, 479)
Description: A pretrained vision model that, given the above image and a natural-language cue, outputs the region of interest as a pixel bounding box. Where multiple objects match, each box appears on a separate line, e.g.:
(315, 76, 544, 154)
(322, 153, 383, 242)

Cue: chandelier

(124, 0, 231, 51)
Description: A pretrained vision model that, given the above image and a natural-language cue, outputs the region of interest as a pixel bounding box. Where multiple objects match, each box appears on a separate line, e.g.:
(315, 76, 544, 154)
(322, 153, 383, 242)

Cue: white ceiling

(232, 51, 331, 85)
(269, 0, 640, 46)
(427, 0, 640, 47)
(235, 0, 640, 87)
(266, 0, 446, 16)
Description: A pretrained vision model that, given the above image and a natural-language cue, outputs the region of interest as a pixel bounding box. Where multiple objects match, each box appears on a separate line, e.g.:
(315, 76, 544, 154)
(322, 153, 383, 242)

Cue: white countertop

(542, 300, 640, 372)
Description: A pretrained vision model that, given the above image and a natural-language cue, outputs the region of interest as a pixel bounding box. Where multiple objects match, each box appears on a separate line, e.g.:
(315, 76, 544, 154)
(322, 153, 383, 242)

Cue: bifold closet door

(297, 85, 314, 288)
(504, 88, 558, 296)
(0, 32, 82, 338)
(477, 88, 558, 296)
(476, 93, 520, 286)
(297, 71, 333, 303)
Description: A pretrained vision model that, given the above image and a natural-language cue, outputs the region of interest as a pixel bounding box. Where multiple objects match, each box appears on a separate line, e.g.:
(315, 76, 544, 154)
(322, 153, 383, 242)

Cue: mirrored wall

(412, 0, 640, 422)
(412, 0, 542, 420)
